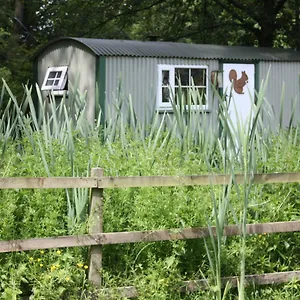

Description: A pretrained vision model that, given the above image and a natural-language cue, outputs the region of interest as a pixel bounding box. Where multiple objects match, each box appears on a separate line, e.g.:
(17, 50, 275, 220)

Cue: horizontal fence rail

(1, 220, 300, 253)
(98, 172, 300, 188)
(0, 177, 97, 189)
(1, 172, 300, 189)
(100, 271, 300, 298)
(181, 271, 300, 291)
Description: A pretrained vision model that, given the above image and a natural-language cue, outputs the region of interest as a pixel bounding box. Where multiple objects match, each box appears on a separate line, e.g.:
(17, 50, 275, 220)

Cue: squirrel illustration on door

(229, 69, 248, 94)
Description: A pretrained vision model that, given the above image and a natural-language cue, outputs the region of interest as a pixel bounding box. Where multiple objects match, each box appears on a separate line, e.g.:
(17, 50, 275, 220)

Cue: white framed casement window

(157, 64, 208, 110)
(41, 66, 68, 93)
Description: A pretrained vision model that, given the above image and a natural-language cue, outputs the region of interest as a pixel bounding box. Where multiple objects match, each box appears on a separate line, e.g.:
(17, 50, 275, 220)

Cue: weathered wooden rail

(1, 172, 299, 189)
(1, 170, 300, 297)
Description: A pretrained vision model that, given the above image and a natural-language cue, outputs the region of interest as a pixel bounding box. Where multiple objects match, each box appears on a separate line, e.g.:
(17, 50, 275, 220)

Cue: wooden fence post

(88, 168, 104, 287)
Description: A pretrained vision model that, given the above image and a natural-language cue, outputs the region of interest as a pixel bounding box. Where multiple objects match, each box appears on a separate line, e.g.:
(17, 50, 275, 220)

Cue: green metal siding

(96, 56, 106, 126)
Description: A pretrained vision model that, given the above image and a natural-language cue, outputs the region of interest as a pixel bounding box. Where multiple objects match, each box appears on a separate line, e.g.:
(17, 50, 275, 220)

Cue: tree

(1, 0, 300, 102)
(212, 0, 290, 47)
(0, 0, 39, 100)
(13, 0, 24, 35)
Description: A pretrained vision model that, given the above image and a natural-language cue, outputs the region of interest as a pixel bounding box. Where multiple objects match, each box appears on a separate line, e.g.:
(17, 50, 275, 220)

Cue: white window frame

(41, 66, 68, 92)
(156, 64, 208, 111)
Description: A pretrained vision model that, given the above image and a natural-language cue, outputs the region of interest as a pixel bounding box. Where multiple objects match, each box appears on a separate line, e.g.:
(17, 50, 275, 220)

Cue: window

(157, 65, 208, 110)
(41, 66, 68, 94)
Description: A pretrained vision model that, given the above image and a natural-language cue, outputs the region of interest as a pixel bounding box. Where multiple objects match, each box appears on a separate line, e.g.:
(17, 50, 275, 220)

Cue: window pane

(162, 70, 169, 86)
(175, 87, 188, 105)
(48, 72, 56, 79)
(192, 88, 207, 105)
(54, 80, 60, 85)
(191, 69, 206, 86)
(46, 79, 54, 85)
(162, 87, 170, 103)
(57, 71, 62, 77)
(175, 68, 189, 86)
(175, 87, 207, 106)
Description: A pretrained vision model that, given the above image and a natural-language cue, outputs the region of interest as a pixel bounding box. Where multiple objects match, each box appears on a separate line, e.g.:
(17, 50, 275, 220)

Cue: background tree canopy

(1, 0, 300, 98)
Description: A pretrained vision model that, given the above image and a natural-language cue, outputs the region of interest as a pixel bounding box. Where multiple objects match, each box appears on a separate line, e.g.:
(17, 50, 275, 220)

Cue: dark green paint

(32, 59, 39, 115)
(254, 62, 259, 104)
(96, 56, 106, 127)
(217, 61, 224, 137)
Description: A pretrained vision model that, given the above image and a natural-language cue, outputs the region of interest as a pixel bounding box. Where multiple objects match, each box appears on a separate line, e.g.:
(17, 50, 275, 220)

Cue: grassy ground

(1, 81, 300, 299)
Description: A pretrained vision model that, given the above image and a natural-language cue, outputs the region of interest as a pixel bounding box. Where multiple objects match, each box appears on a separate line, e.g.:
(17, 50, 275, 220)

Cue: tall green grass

(1, 77, 300, 298)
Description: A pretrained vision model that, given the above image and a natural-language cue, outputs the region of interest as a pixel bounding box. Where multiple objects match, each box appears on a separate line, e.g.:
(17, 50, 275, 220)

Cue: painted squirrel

(229, 69, 248, 94)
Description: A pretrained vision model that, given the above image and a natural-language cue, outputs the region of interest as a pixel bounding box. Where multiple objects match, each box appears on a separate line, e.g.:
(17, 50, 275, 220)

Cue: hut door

(222, 63, 255, 129)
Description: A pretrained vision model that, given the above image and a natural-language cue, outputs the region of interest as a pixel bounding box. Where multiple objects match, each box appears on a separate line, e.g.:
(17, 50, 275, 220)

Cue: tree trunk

(255, 0, 276, 47)
(294, 0, 300, 49)
(257, 24, 275, 47)
(13, 0, 24, 35)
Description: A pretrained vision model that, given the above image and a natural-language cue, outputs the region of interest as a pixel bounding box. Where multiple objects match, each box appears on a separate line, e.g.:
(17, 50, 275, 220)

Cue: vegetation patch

(1, 81, 300, 299)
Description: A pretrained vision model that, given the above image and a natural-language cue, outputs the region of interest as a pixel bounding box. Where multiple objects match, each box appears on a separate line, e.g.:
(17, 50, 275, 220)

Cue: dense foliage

(1, 80, 300, 299)
(1, 0, 300, 98)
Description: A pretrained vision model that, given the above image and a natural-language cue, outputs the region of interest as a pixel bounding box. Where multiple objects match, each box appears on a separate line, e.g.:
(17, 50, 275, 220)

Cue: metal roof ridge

(34, 37, 300, 61)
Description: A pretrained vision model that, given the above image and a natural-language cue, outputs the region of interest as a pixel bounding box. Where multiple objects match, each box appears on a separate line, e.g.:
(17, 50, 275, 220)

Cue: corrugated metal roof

(39, 37, 300, 61)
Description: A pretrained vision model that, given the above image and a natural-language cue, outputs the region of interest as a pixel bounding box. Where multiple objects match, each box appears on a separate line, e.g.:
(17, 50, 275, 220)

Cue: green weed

(0, 80, 299, 298)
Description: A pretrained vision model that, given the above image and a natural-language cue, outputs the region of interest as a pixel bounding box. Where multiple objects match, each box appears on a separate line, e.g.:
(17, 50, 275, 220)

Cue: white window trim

(156, 64, 208, 111)
(41, 66, 68, 91)
(50, 90, 69, 96)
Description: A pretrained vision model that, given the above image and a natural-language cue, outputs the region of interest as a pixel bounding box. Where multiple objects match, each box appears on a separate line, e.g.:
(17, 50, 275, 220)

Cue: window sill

(156, 107, 211, 114)
(48, 90, 69, 96)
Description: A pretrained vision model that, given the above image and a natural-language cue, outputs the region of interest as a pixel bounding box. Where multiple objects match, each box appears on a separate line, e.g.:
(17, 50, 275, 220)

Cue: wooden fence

(1, 169, 300, 298)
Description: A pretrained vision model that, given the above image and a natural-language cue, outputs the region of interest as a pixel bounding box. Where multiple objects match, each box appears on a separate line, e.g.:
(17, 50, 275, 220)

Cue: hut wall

(37, 41, 96, 123)
(258, 61, 300, 128)
(105, 57, 220, 129)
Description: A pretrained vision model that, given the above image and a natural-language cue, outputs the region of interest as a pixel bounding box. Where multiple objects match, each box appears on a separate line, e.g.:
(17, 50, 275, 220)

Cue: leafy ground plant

(0, 80, 300, 299)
